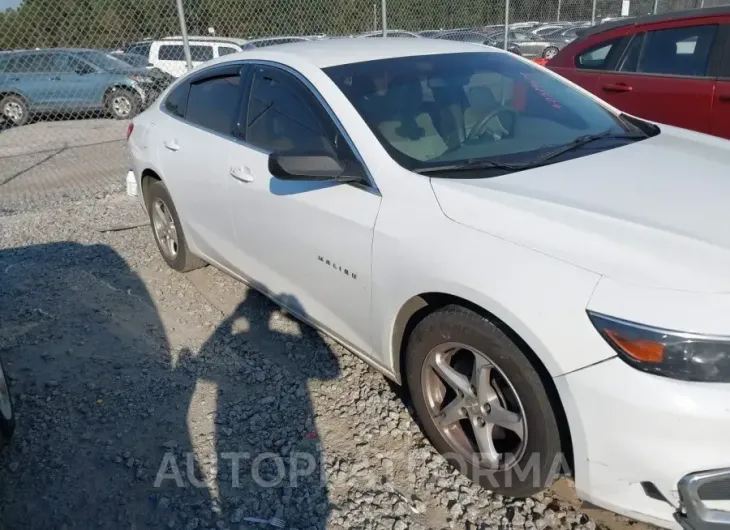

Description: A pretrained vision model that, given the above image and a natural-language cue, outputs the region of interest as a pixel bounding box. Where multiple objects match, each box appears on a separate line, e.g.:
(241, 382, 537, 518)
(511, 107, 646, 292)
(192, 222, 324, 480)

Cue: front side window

(125, 43, 152, 57)
(325, 52, 647, 173)
(245, 68, 334, 155)
(218, 46, 239, 56)
(185, 74, 241, 134)
(190, 45, 214, 62)
(620, 24, 716, 77)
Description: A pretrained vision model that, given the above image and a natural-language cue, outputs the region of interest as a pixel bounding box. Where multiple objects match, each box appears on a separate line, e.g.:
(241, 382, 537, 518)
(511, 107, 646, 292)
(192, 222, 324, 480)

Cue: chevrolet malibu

(127, 38, 730, 530)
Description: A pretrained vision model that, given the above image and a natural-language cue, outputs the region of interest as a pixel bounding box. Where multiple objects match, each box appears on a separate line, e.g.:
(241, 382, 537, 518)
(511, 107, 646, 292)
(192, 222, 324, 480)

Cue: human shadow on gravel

(0, 242, 338, 530)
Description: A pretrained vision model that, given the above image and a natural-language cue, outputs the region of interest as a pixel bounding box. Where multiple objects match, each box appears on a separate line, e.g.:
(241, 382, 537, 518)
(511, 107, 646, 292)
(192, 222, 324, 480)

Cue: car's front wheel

(542, 46, 559, 59)
(406, 305, 564, 497)
(146, 179, 205, 273)
(0, 94, 29, 126)
(106, 88, 140, 120)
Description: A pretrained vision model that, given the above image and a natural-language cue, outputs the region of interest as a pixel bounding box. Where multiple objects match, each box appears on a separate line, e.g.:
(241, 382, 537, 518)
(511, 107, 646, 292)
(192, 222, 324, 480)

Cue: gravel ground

(0, 188, 654, 530)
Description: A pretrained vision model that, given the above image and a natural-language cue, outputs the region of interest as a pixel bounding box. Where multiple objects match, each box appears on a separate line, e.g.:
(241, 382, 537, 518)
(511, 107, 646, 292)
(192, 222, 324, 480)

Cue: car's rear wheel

(406, 305, 563, 497)
(1, 94, 29, 126)
(146, 180, 205, 272)
(542, 46, 559, 59)
(0, 358, 15, 449)
(106, 88, 140, 120)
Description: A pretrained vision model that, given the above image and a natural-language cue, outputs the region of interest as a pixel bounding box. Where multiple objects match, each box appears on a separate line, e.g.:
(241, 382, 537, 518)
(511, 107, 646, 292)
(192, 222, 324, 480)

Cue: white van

(122, 36, 250, 77)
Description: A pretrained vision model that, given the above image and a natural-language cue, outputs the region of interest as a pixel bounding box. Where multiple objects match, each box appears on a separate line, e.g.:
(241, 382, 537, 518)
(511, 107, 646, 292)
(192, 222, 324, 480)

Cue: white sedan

(127, 38, 730, 530)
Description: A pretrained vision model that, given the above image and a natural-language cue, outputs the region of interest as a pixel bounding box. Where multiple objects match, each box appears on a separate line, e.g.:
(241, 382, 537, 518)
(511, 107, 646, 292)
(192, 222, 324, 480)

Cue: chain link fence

(0, 0, 726, 207)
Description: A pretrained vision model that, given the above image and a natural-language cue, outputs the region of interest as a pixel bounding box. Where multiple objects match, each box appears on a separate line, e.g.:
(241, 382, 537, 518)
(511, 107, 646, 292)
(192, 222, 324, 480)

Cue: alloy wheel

(152, 198, 179, 260)
(421, 342, 527, 470)
(3, 101, 24, 123)
(112, 95, 132, 118)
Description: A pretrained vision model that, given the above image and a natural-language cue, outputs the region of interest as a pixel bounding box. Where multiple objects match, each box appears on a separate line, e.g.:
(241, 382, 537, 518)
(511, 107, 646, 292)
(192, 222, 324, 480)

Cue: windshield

(324, 52, 643, 173)
(76, 50, 133, 71)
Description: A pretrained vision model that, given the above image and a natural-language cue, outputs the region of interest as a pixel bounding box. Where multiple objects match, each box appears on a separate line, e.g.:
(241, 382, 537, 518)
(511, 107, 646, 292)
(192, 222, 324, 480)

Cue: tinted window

(218, 46, 238, 56)
(158, 44, 213, 62)
(158, 45, 185, 61)
(190, 45, 214, 61)
(622, 24, 717, 77)
(245, 69, 334, 155)
(325, 52, 635, 171)
(53, 54, 88, 74)
(125, 43, 152, 57)
(185, 74, 240, 134)
(576, 39, 621, 70)
(5, 53, 55, 73)
(164, 82, 189, 118)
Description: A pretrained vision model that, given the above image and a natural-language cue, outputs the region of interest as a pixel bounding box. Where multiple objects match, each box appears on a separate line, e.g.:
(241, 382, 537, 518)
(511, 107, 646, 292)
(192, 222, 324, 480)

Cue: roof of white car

(227, 37, 497, 69)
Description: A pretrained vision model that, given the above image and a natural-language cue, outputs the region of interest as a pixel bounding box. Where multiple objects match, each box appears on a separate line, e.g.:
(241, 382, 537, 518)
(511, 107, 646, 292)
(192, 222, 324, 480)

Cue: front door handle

(602, 83, 632, 93)
(230, 166, 253, 183)
(163, 140, 180, 151)
(718, 93, 730, 102)
(49, 76, 61, 81)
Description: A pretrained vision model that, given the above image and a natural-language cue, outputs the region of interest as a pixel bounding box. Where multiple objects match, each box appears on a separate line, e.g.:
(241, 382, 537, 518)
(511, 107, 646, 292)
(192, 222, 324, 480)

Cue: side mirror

(269, 153, 356, 182)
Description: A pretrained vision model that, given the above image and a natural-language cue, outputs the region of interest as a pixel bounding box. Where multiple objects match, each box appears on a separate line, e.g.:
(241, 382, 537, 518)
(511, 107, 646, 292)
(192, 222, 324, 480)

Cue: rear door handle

(719, 94, 730, 102)
(49, 76, 61, 81)
(230, 166, 253, 183)
(163, 140, 180, 151)
(602, 83, 632, 93)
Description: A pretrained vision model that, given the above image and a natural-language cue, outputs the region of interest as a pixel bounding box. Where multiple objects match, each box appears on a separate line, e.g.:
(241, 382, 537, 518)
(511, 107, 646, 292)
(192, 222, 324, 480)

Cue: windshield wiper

(529, 130, 646, 166)
(416, 130, 646, 176)
(415, 159, 525, 175)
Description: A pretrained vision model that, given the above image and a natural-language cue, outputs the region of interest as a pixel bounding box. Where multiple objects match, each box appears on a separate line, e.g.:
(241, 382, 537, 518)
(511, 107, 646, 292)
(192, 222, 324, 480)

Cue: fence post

(381, 0, 388, 37)
(557, 0, 562, 21)
(373, 3, 377, 31)
(591, 0, 597, 25)
(653, 0, 658, 13)
(503, 0, 509, 50)
(175, 0, 193, 72)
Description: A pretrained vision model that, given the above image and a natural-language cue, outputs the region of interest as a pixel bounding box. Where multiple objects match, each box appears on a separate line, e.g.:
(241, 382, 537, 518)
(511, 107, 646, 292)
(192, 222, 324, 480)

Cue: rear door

(597, 22, 722, 133)
(710, 24, 730, 139)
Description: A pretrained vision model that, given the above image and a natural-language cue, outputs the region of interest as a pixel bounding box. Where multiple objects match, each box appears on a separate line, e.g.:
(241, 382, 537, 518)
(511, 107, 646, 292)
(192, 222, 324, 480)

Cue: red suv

(548, 7, 730, 139)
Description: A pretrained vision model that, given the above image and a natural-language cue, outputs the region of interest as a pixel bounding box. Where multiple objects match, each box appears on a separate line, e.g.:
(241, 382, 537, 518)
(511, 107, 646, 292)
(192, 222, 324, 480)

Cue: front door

(225, 64, 381, 354)
(596, 24, 719, 133)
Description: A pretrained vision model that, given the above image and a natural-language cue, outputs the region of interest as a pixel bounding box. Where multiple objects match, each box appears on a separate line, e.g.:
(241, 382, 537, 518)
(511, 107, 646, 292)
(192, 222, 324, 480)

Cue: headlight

(588, 311, 730, 382)
(128, 74, 154, 84)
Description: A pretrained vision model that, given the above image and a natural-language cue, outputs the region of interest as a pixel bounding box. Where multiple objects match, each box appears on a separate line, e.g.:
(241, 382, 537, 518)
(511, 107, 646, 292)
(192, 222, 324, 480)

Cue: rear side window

(218, 46, 238, 56)
(619, 24, 717, 77)
(158, 45, 185, 61)
(190, 45, 214, 61)
(3, 53, 55, 73)
(185, 74, 241, 134)
(164, 82, 189, 118)
(576, 38, 622, 70)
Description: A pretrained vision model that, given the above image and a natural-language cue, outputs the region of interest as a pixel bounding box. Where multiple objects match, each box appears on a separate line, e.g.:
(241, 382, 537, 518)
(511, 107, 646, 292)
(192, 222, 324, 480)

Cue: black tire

(106, 88, 141, 120)
(146, 179, 206, 273)
(0, 94, 29, 126)
(0, 358, 15, 449)
(406, 305, 563, 498)
(542, 46, 559, 59)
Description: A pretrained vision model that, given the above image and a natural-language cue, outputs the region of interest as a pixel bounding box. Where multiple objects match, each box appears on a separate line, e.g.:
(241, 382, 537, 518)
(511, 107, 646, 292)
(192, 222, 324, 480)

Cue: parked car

(357, 30, 421, 38)
(122, 37, 250, 77)
(129, 37, 730, 530)
(418, 29, 443, 37)
(548, 6, 730, 140)
(0, 357, 14, 450)
(489, 30, 566, 58)
(0, 48, 173, 126)
(246, 36, 313, 47)
(436, 29, 521, 54)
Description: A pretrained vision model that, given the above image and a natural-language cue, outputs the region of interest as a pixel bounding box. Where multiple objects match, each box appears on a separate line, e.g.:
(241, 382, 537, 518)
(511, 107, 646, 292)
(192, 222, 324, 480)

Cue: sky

(0, 0, 21, 10)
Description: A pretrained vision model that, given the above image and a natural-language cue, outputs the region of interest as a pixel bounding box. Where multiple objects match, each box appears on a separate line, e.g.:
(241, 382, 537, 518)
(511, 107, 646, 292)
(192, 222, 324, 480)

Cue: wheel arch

(140, 168, 163, 211)
(391, 291, 575, 474)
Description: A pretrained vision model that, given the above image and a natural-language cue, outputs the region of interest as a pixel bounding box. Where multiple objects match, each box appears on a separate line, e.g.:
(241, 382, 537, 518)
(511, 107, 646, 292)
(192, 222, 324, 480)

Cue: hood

(430, 126, 730, 293)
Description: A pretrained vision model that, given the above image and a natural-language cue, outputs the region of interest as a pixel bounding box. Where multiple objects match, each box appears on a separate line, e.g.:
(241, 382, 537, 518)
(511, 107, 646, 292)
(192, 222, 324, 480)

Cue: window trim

(611, 23, 725, 80)
(713, 23, 730, 79)
(237, 60, 378, 194)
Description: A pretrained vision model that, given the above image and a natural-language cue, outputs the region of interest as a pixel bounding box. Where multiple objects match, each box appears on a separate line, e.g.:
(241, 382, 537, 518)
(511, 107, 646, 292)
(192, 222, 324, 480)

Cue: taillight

(126, 123, 134, 141)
